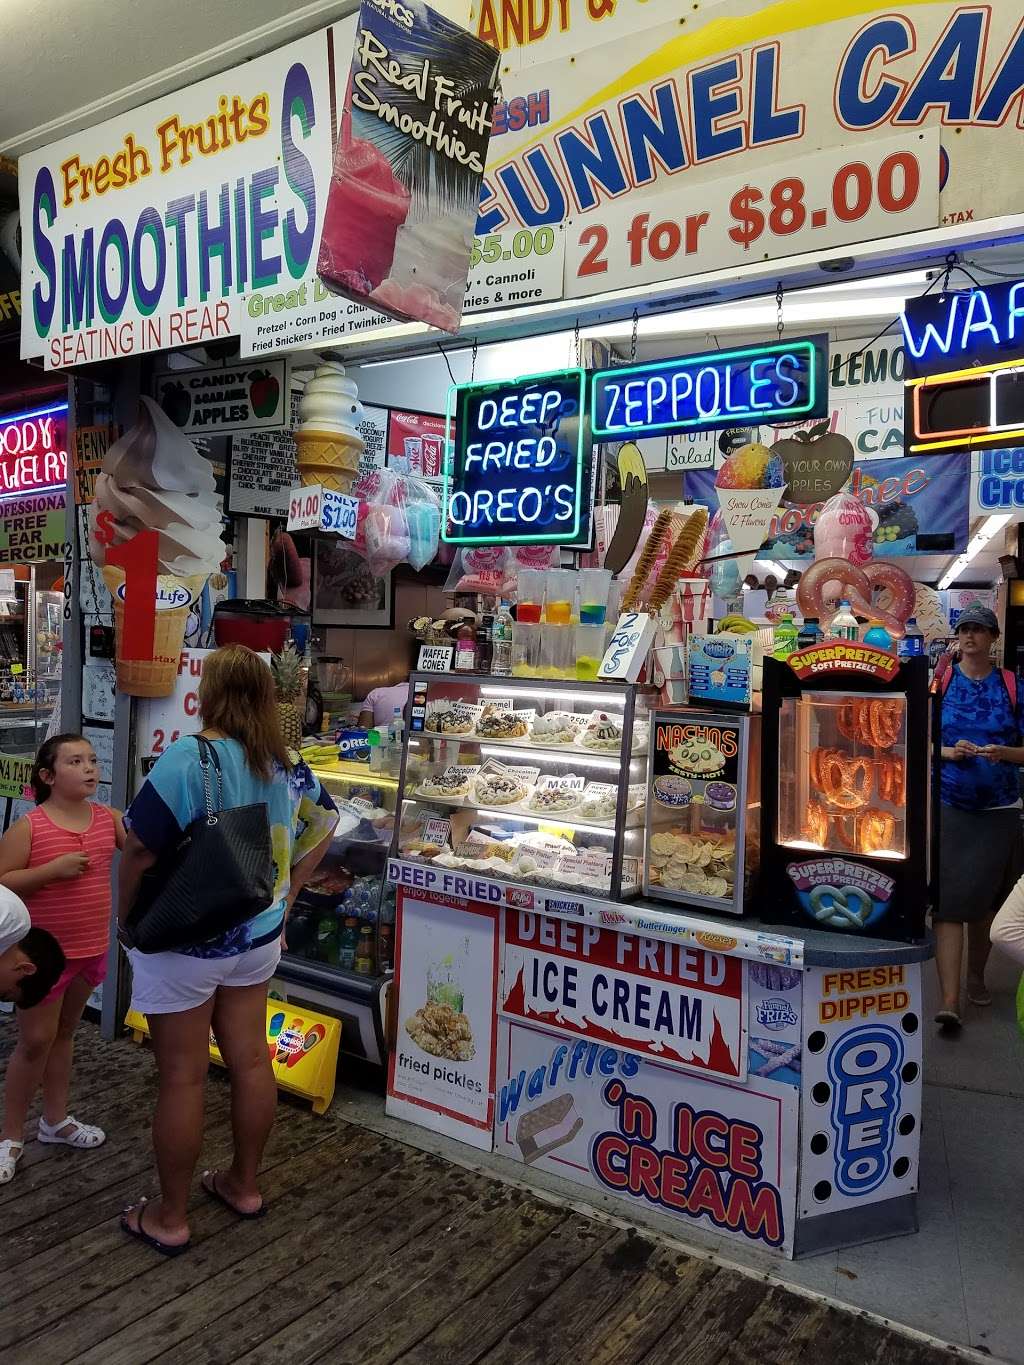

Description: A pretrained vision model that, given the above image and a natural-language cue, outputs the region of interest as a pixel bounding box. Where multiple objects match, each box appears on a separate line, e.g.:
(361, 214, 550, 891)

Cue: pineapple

(272, 643, 304, 751)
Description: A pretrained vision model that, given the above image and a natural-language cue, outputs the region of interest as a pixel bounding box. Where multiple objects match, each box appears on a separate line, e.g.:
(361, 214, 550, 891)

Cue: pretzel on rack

(835, 698, 903, 749)
(829, 813, 858, 851)
(856, 807, 897, 853)
(875, 755, 906, 805)
(868, 699, 902, 749)
(803, 799, 829, 846)
(814, 747, 874, 810)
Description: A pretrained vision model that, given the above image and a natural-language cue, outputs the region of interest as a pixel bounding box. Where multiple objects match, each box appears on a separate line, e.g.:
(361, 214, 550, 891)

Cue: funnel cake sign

(318, 0, 500, 333)
(501, 911, 746, 1080)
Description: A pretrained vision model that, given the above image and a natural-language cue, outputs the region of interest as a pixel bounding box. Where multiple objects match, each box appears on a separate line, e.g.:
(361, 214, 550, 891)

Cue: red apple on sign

(772, 422, 854, 506)
(249, 369, 280, 419)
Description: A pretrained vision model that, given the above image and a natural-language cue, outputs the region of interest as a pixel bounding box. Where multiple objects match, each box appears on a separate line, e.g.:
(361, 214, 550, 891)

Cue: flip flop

(201, 1169, 266, 1220)
(120, 1199, 191, 1258)
(967, 983, 993, 1007)
(935, 1009, 962, 1030)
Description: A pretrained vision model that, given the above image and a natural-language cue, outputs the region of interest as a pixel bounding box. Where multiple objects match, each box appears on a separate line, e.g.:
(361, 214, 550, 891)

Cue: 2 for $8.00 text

(576, 151, 922, 275)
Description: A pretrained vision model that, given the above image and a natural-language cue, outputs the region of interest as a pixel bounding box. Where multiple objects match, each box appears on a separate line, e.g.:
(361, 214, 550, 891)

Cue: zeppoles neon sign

(590, 338, 827, 440)
(901, 281, 1024, 454)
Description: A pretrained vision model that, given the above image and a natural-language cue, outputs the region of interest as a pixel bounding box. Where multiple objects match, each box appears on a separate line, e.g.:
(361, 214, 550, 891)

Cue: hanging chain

(573, 318, 580, 367)
(630, 307, 639, 363)
(470, 337, 478, 381)
(776, 282, 784, 340)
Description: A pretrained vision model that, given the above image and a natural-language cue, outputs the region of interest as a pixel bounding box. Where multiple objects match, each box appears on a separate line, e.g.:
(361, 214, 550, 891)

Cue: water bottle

(492, 601, 514, 676)
(829, 600, 859, 641)
(898, 617, 924, 660)
(338, 917, 359, 970)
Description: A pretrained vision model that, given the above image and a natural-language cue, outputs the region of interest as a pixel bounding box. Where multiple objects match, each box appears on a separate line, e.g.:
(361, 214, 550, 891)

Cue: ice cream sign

(0, 404, 68, 497)
(444, 368, 590, 545)
(591, 338, 828, 440)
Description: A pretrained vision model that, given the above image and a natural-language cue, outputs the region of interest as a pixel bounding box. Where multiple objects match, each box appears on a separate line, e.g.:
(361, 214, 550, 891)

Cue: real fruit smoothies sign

(443, 368, 589, 545)
(152, 358, 288, 435)
(591, 339, 827, 441)
(18, 28, 341, 370)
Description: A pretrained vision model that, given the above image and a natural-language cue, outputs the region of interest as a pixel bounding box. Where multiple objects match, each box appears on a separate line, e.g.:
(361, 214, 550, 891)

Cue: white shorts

(127, 940, 282, 1016)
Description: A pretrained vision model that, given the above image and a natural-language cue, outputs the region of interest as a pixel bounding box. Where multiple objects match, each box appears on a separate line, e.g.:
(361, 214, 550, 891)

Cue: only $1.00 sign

(443, 369, 590, 546)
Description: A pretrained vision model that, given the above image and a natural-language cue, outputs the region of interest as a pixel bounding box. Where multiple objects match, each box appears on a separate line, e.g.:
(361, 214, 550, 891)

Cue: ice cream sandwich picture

(516, 1094, 583, 1164)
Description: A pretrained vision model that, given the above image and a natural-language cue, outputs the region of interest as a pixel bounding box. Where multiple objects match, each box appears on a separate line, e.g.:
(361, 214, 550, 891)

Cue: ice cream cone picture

(294, 362, 365, 492)
(88, 397, 224, 698)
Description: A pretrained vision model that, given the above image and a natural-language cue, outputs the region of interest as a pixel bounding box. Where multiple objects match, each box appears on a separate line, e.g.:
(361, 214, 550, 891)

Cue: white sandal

(38, 1115, 106, 1149)
(0, 1139, 24, 1184)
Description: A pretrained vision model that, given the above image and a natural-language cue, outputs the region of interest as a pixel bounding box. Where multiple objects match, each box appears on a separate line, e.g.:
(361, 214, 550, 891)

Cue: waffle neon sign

(902, 283, 1024, 454)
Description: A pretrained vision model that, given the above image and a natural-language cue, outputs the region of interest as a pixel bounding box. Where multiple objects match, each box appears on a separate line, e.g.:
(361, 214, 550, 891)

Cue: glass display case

(643, 708, 761, 916)
(393, 674, 653, 900)
(286, 759, 399, 975)
(760, 655, 935, 942)
(777, 692, 907, 860)
(0, 571, 63, 757)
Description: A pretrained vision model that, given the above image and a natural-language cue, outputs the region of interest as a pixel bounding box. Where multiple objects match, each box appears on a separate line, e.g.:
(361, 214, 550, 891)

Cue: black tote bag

(124, 737, 275, 953)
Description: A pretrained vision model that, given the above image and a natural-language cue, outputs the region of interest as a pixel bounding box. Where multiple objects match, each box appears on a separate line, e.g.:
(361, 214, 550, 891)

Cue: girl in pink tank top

(0, 735, 125, 1185)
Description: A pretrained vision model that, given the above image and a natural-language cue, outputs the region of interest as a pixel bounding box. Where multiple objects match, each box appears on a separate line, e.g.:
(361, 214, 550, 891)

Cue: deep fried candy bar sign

(318, 0, 500, 333)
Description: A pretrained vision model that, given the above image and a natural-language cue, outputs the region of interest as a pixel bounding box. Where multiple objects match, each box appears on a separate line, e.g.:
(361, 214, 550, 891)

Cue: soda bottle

(863, 621, 894, 650)
(797, 616, 820, 650)
(772, 612, 798, 660)
(492, 601, 514, 676)
(829, 600, 859, 641)
(898, 617, 924, 660)
(354, 925, 376, 975)
(316, 911, 340, 964)
(338, 917, 359, 970)
(379, 924, 394, 971)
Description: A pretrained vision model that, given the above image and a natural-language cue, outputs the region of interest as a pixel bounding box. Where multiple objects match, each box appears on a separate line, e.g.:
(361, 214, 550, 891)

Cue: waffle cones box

(294, 361, 365, 492)
(101, 567, 208, 697)
(87, 396, 225, 697)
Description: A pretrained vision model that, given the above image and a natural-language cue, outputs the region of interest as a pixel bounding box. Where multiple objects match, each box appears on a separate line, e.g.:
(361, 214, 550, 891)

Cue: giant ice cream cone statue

(714, 443, 787, 581)
(89, 396, 225, 698)
(294, 361, 365, 492)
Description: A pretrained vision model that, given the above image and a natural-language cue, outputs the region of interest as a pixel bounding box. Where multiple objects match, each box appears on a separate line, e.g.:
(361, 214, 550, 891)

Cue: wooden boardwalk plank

(235, 1183, 534, 1365)
(0, 1121, 362, 1343)
(0, 1021, 960, 1365)
(321, 1196, 568, 1365)
(398, 1217, 621, 1365)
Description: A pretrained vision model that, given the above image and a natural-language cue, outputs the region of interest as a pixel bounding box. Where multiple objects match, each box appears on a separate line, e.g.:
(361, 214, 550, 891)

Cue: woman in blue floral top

(117, 646, 337, 1255)
(936, 606, 1024, 1031)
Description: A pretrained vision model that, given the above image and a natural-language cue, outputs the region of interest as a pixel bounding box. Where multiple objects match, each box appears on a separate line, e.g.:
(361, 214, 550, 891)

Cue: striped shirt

(24, 804, 117, 958)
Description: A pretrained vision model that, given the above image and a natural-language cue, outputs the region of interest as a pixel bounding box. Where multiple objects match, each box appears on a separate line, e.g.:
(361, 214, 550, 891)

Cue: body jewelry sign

(443, 368, 589, 545)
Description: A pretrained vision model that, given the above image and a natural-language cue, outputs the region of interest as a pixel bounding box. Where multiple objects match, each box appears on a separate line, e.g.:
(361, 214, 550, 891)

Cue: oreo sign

(827, 1025, 902, 1198)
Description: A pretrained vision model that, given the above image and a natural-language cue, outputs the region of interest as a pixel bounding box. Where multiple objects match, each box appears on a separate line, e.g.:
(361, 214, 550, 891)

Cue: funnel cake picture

(404, 1000, 475, 1062)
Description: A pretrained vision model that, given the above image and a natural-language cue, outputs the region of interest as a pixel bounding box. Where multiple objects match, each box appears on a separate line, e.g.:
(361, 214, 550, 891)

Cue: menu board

(228, 389, 300, 518)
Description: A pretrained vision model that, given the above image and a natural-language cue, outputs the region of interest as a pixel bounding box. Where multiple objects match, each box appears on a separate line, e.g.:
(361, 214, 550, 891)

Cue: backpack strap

(1002, 668, 1017, 711)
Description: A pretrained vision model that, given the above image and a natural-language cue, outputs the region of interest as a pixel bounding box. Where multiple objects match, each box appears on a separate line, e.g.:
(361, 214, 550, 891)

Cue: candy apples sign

(152, 358, 288, 436)
(772, 424, 854, 506)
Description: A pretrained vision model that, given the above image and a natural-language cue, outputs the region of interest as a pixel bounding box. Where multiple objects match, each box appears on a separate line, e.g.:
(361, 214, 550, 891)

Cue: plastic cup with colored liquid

(578, 568, 612, 625)
(516, 569, 545, 624)
(545, 569, 575, 625)
(575, 624, 606, 681)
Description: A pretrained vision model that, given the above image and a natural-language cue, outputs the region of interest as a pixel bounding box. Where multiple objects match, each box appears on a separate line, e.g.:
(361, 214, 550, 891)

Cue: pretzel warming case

(760, 653, 936, 943)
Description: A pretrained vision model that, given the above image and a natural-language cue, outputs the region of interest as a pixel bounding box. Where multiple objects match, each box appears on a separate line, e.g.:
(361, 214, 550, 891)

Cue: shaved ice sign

(318, 0, 500, 334)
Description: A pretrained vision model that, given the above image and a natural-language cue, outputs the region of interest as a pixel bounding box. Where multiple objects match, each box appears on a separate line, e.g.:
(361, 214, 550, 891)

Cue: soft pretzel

(803, 799, 829, 847)
(857, 807, 897, 853)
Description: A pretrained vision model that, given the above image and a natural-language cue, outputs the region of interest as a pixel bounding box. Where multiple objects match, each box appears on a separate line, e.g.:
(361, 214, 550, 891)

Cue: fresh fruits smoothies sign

(153, 358, 288, 435)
